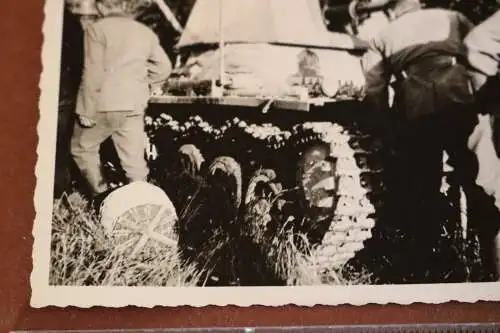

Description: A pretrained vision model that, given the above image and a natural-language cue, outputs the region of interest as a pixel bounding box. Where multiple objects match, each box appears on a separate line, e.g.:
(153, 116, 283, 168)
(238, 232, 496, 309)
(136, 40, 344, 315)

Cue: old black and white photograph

(32, 0, 500, 307)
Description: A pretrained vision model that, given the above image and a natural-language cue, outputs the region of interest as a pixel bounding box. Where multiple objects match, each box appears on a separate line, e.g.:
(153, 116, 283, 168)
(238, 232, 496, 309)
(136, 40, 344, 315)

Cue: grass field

(50, 192, 202, 286)
(49, 189, 373, 287)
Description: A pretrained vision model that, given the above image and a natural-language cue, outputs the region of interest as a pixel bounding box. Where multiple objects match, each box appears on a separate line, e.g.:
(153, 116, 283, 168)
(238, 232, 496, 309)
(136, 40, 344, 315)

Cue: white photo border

(31, 0, 500, 308)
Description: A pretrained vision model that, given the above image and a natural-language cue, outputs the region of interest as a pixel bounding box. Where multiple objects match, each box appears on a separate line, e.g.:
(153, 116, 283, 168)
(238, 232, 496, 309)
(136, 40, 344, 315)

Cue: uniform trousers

(383, 105, 481, 281)
(386, 105, 500, 281)
(70, 110, 148, 196)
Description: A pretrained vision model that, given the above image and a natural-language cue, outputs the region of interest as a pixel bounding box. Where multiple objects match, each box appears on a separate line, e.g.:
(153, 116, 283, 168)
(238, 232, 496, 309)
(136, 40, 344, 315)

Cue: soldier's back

(93, 16, 156, 68)
(377, 8, 471, 70)
(90, 16, 159, 111)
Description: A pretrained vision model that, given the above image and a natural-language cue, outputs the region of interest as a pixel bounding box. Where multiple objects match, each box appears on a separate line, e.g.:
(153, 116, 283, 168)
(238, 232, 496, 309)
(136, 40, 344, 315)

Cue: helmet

(66, 0, 99, 15)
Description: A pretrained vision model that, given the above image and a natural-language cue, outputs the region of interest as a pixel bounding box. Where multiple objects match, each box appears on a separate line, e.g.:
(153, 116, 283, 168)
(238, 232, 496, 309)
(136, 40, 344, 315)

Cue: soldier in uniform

(70, 0, 172, 205)
(361, 0, 480, 282)
(464, 9, 500, 280)
(465, 9, 500, 204)
(55, 1, 98, 198)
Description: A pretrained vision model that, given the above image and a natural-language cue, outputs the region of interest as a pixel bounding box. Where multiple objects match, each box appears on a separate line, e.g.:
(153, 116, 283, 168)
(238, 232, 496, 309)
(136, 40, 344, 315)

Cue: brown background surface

(0, 0, 499, 331)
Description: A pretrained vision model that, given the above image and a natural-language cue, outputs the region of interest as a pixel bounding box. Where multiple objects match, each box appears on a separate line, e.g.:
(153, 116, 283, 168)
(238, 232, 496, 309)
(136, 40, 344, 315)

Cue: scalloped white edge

(31, 0, 500, 308)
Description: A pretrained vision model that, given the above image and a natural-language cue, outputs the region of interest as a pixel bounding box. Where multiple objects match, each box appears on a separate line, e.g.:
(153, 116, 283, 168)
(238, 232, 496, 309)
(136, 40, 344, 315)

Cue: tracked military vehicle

(97, 0, 471, 285)
(132, 0, 392, 282)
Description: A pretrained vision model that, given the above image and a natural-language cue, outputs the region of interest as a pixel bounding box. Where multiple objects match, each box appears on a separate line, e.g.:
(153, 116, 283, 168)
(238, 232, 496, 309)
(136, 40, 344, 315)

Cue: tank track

(291, 122, 381, 274)
(98, 106, 484, 284)
(145, 111, 385, 277)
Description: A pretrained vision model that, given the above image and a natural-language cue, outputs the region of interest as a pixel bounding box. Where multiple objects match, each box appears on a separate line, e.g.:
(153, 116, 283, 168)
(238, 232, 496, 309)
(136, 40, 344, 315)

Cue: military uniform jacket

(465, 10, 500, 78)
(362, 8, 475, 120)
(464, 10, 500, 158)
(76, 15, 172, 118)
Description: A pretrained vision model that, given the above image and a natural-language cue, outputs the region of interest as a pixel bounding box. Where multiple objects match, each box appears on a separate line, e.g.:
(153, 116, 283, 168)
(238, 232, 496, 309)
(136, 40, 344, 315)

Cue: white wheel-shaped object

(99, 181, 178, 257)
(208, 156, 243, 211)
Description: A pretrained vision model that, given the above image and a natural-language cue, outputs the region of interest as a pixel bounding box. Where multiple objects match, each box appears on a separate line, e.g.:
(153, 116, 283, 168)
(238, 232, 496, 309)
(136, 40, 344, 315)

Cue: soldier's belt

(396, 55, 460, 81)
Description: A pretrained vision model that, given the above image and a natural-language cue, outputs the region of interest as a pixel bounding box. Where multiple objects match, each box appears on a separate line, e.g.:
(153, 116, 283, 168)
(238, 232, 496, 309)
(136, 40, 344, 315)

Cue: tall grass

(241, 192, 374, 286)
(265, 225, 374, 286)
(50, 189, 371, 286)
(51, 155, 375, 287)
(50, 192, 202, 286)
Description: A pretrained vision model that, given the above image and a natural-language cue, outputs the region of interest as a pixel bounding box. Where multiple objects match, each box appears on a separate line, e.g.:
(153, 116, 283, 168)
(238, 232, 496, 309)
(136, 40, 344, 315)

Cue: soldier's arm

(464, 10, 500, 90)
(361, 36, 390, 113)
(147, 33, 173, 86)
(76, 23, 105, 120)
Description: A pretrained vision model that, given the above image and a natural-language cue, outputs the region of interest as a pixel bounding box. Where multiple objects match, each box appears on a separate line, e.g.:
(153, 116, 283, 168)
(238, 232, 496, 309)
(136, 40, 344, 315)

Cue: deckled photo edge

(31, 0, 64, 307)
(30, 283, 500, 308)
(29, 0, 500, 308)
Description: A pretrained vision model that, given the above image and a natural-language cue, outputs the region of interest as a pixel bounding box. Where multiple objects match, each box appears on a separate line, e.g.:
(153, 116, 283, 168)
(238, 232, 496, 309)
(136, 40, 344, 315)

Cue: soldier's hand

(78, 115, 96, 128)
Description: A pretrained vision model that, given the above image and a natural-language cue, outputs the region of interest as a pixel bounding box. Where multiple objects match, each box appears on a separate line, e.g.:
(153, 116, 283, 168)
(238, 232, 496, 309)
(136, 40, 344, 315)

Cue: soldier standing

(464, 9, 500, 280)
(361, 0, 479, 282)
(70, 0, 172, 206)
(465, 9, 500, 188)
(55, 1, 99, 198)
